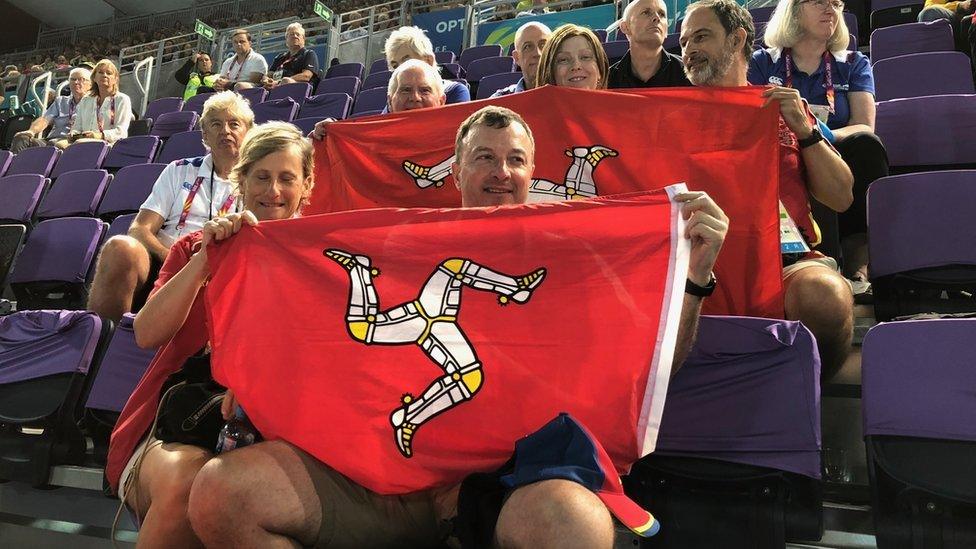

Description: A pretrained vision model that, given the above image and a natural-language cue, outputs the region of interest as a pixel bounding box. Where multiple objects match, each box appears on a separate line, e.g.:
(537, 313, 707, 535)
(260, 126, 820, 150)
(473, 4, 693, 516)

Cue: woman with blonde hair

(105, 121, 315, 547)
(749, 0, 887, 287)
(536, 24, 610, 90)
(56, 58, 132, 148)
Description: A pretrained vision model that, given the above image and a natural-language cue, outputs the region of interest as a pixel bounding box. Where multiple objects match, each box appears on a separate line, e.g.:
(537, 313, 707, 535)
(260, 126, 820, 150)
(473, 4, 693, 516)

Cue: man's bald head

(512, 22, 552, 89)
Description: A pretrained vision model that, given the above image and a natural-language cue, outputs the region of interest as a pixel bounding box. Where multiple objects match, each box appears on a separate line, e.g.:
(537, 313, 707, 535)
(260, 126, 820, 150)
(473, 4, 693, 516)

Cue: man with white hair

(384, 25, 470, 104)
(10, 67, 92, 152)
(491, 22, 552, 97)
(264, 22, 320, 91)
(609, 0, 692, 88)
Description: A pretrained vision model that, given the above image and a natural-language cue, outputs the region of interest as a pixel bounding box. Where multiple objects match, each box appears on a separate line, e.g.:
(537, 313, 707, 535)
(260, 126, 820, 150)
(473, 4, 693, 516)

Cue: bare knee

(97, 236, 150, 275)
(137, 445, 211, 519)
(495, 479, 614, 549)
(785, 268, 853, 325)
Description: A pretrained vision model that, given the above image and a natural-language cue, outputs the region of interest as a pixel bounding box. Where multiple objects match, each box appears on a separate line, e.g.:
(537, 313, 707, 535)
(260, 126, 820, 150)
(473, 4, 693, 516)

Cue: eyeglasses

(801, 0, 845, 10)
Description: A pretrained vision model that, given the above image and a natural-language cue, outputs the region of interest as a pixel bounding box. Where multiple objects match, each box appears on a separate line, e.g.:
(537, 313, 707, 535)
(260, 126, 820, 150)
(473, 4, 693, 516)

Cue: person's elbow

(826, 171, 855, 212)
(133, 313, 165, 349)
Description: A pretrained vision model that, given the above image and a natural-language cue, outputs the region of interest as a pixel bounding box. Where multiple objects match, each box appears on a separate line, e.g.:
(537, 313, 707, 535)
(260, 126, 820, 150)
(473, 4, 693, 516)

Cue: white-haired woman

(56, 58, 132, 148)
(106, 122, 315, 548)
(748, 0, 888, 286)
(384, 25, 470, 104)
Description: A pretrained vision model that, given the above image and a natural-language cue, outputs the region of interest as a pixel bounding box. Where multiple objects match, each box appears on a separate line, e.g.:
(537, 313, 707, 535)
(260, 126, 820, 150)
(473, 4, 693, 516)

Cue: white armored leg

(403, 155, 456, 189)
(563, 146, 618, 199)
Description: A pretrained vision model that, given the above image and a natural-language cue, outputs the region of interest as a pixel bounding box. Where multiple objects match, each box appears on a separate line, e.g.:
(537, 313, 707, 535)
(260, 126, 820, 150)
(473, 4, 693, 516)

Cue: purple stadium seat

(476, 72, 524, 99)
(353, 88, 388, 114)
(267, 82, 312, 103)
(253, 97, 300, 123)
(144, 97, 184, 121)
(0, 224, 26, 290)
(316, 75, 360, 97)
(350, 109, 383, 119)
(150, 111, 200, 139)
(876, 94, 975, 167)
(873, 51, 974, 101)
(862, 319, 976, 547)
(103, 135, 161, 169)
(9, 217, 107, 310)
(7, 146, 60, 177)
(594, 29, 608, 42)
(654, 316, 821, 477)
(664, 32, 680, 53)
(0, 310, 109, 486)
(602, 41, 630, 63)
(870, 19, 954, 63)
(182, 92, 215, 115)
(435, 51, 456, 64)
(157, 130, 206, 164)
(50, 141, 108, 179)
(871, 0, 923, 30)
(369, 58, 388, 75)
(97, 163, 167, 219)
(105, 212, 136, 241)
(749, 6, 775, 23)
(465, 57, 515, 83)
(458, 45, 502, 70)
(36, 169, 111, 220)
(325, 62, 365, 81)
(0, 174, 48, 224)
(84, 313, 156, 415)
(362, 70, 392, 91)
(291, 117, 321, 135)
(0, 150, 13, 176)
(624, 316, 823, 545)
(238, 86, 268, 106)
(298, 93, 353, 120)
(843, 11, 859, 39)
(441, 62, 463, 79)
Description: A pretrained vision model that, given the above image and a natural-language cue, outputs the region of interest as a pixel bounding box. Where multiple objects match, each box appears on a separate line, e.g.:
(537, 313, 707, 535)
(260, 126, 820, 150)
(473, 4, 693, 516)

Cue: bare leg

(188, 440, 320, 549)
(494, 479, 614, 549)
(129, 442, 212, 549)
(784, 266, 854, 381)
(87, 236, 151, 322)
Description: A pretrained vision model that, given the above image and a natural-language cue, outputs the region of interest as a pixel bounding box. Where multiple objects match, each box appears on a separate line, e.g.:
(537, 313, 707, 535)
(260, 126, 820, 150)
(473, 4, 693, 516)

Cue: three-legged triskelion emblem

(402, 146, 619, 200)
(325, 249, 547, 457)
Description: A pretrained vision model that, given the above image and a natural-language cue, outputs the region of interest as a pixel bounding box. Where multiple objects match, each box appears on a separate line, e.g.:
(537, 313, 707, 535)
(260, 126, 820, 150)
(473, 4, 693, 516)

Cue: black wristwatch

(797, 127, 824, 149)
(685, 274, 717, 298)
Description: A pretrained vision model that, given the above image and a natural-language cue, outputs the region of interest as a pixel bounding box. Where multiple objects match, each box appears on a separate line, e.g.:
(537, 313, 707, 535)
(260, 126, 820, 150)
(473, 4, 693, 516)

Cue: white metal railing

(334, 0, 408, 66)
(465, 0, 612, 49)
(133, 57, 155, 117)
(29, 71, 54, 112)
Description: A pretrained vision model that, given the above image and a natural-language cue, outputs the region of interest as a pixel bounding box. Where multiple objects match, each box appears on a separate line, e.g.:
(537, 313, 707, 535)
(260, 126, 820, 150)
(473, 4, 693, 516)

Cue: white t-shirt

(139, 154, 240, 247)
(219, 49, 269, 84)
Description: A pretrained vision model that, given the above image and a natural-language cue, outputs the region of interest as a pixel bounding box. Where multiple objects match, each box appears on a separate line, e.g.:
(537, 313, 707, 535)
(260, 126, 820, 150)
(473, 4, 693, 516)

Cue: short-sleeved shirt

(608, 50, 692, 89)
(41, 95, 83, 139)
(444, 79, 470, 104)
(490, 77, 527, 98)
(748, 47, 875, 129)
(73, 92, 133, 143)
(139, 154, 240, 247)
(270, 47, 320, 88)
(220, 49, 269, 84)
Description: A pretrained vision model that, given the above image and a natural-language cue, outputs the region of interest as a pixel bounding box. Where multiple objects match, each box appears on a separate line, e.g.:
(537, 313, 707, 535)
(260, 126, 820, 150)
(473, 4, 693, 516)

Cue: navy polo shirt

(608, 49, 691, 89)
(748, 47, 874, 130)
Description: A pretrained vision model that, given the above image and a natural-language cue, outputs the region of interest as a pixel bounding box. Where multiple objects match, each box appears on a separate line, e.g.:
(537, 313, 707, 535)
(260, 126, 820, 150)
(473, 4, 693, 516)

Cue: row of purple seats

(875, 93, 975, 169)
(873, 51, 975, 101)
(870, 0, 924, 31)
(0, 136, 163, 179)
(870, 19, 954, 63)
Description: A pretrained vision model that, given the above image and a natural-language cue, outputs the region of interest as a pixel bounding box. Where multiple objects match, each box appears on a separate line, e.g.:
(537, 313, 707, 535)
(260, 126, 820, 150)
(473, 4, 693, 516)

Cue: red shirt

(106, 232, 207, 494)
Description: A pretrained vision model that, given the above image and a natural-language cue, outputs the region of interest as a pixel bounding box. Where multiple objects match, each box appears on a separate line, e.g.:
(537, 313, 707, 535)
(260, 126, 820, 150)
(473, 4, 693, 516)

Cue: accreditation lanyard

(95, 95, 116, 133)
(176, 165, 236, 231)
(65, 97, 79, 130)
(783, 49, 835, 114)
(227, 55, 247, 81)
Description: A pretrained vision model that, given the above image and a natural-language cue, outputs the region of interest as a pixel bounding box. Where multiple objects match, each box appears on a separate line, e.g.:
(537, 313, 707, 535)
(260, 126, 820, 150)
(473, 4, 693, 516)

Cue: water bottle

(215, 406, 257, 454)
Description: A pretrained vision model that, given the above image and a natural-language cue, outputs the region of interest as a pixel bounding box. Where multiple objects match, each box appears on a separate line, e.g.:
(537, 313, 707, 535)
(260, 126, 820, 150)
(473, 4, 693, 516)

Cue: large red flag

(206, 189, 688, 494)
(309, 86, 783, 318)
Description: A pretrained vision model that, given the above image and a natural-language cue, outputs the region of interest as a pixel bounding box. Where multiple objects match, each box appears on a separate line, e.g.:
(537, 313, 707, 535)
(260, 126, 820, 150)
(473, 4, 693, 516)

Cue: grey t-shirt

(220, 49, 269, 84)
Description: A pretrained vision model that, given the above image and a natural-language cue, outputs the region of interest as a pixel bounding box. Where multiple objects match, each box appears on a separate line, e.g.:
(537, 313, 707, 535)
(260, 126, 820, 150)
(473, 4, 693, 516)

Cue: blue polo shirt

(748, 47, 874, 130)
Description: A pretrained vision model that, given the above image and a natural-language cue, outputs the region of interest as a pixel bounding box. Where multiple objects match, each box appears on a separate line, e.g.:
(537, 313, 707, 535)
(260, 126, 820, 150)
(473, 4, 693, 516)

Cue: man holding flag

(186, 106, 728, 548)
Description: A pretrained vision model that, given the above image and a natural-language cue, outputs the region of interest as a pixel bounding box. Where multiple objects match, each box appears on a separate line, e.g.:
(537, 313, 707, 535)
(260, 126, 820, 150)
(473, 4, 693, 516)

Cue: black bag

(154, 354, 226, 450)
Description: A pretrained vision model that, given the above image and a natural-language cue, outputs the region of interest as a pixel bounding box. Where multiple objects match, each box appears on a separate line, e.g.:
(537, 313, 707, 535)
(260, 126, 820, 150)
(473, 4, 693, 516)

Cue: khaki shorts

(296, 449, 455, 548)
(782, 252, 854, 292)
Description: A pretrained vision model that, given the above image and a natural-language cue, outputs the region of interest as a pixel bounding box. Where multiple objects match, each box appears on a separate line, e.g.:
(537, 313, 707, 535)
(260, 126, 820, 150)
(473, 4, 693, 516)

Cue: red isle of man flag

(308, 85, 784, 319)
(205, 188, 689, 494)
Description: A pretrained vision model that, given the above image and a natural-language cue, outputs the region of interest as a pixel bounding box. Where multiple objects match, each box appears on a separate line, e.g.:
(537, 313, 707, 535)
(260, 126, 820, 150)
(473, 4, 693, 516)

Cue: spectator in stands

(681, 0, 854, 379)
(53, 59, 132, 148)
(54, 55, 71, 72)
(213, 29, 268, 92)
(87, 92, 253, 322)
(518, 0, 553, 17)
(10, 67, 91, 153)
(491, 22, 553, 97)
(384, 26, 471, 104)
(918, 0, 973, 24)
(610, 0, 692, 88)
(174, 52, 218, 100)
(536, 24, 610, 89)
(264, 22, 320, 91)
(309, 59, 447, 140)
(186, 104, 728, 549)
(750, 0, 888, 288)
(106, 121, 313, 548)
